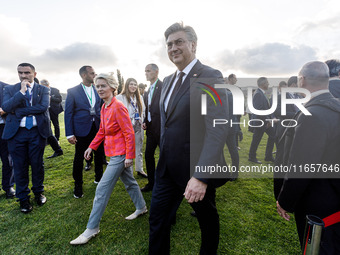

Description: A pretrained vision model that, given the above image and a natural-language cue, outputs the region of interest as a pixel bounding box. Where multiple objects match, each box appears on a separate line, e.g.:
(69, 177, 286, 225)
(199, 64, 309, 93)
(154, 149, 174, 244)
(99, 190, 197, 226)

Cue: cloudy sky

(1, 0, 339, 92)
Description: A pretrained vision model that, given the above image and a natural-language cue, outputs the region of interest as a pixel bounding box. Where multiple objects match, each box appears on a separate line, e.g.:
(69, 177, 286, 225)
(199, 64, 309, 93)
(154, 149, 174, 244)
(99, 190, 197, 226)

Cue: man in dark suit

(227, 74, 243, 151)
(2, 63, 50, 213)
(225, 76, 239, 180)
(277, 61, 340, 253)
(39, 79, 64, 159)
(141, 63, 163, 192)
(325, 59, 340, 98)
(0, 81, 15, 199)
(248, 77, 275, 164)
(65, 65, 104, 198)
(40, 79, 63, 140)
(149, 22, 229, 255)
(273, 80, 298, 199)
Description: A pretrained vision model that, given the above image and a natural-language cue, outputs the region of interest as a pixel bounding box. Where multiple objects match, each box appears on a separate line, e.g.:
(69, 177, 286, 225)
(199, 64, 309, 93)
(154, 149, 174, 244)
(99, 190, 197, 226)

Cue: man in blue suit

(2, 63, 50, 213)
(0, 81, 15, 199)
(65, 66, 104, 198)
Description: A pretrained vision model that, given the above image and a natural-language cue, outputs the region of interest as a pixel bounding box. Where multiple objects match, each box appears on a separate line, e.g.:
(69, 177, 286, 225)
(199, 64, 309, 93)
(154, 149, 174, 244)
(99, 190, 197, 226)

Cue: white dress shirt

(20, 81, 37, 127)
(164, 58, 198, 111)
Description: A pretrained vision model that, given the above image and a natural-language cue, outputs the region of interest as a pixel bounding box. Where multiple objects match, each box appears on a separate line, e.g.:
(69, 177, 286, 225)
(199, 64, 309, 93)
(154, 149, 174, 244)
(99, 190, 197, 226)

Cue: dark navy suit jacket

(49, 87, 63, 115)
(2, 82, 50, 140)
(252, 88, 272, 120)
(64, 83, 101, 137)
(143, 79, 163, 138)
(329, 79, 340, 98)
(157, 60, 229, 188)
(0, 82, 9, 108)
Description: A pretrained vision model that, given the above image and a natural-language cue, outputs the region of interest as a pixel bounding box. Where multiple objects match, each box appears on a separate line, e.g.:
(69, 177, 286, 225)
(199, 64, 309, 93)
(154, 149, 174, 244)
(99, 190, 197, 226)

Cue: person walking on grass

(116, 78, 148, 178)
(70, 73, 146, 245)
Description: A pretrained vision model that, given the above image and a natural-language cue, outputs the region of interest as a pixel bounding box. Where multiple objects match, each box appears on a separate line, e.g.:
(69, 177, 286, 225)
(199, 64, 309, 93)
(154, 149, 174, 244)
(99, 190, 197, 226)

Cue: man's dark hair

(325, 59, 340, 77)
(228, 74, 236, 80)
(79, 66, 92, 76)
(257, 77, 268, 87)
(287, 76, 297, 87)
(164, 22, 197, 42)
(279, 81, 287, 87)
(18, 63, 35, 71)
(148, 63, 159, 71)
(138, 83, 146, 89)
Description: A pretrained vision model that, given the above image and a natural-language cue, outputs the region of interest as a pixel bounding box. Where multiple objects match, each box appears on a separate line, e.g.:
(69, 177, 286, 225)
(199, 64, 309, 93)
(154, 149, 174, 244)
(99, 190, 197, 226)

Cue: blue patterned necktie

(25, 88, 33, 129)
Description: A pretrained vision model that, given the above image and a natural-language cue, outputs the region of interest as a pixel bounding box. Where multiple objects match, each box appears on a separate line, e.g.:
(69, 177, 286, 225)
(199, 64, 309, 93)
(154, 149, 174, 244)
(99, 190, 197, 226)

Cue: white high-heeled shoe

(125, 206, 148, 220)
(70, 230, 100, 245)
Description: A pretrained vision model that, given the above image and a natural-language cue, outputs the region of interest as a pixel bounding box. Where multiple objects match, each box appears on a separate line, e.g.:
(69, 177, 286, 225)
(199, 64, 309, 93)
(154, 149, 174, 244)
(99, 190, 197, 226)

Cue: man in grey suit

(149, 22, 229, 255)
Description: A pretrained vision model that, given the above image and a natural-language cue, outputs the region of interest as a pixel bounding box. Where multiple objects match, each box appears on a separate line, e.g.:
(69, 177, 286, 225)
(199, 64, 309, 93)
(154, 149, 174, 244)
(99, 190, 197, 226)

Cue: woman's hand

(125, 158, 133, 168)
(84, 148, 93, 160)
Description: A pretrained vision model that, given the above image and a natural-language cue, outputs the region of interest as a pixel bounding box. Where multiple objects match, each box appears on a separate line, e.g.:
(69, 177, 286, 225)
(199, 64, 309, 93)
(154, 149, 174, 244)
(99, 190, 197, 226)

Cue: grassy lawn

(0, 114, 300, 254)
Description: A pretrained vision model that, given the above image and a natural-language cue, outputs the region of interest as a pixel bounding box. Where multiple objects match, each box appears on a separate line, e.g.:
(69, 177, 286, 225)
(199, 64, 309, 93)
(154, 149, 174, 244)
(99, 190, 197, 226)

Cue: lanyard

(149, 79, 158, 102)
(82, 84, 93, 105)
(130, 98, 138, 113)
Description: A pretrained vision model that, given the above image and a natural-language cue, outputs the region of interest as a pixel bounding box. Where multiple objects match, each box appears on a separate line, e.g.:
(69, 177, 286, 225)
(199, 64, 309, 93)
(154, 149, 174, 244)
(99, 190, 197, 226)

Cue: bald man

(277, 61, 340, 254)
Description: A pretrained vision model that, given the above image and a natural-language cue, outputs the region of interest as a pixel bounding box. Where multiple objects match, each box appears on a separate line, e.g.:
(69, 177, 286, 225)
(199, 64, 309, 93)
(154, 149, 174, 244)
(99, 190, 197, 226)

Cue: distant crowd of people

(1, 22, 340, 254)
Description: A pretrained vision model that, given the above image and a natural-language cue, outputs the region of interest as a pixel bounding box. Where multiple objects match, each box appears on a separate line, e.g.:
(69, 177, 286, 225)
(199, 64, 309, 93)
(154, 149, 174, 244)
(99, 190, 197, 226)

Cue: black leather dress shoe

(47, 150, 63, 159)
(264, 157, 275, 162)
(74, 185, 83, 198)
(137, 171, 148, 178)
(35, 194, 47, 206)
(20, 199, 33, 213)
(141, 184, 153, 192)
(85, 162, 92, 171)
(6, 187, 16, 199)
(248, 158, 262, 164)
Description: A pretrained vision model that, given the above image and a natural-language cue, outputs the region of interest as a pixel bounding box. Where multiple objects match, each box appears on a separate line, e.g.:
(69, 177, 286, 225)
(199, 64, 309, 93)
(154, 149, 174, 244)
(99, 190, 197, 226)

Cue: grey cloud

(297, 15, 340, 34)
(0, 32, 29, 68)
(218, 43, 317, 75)
(34, 42, 117, 73)
(153, 39, 174, 68)
(0, 39, 117, 75)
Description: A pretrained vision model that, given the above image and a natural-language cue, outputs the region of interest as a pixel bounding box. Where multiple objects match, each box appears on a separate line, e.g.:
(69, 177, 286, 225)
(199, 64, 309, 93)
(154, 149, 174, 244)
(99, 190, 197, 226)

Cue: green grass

(0, 114, 300, 254)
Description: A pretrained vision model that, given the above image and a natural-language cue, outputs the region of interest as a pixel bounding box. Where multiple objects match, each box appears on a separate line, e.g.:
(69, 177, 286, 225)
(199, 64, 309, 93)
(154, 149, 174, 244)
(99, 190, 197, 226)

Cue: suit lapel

(94, 85, 101, 106)
(278, 93, 332, 144)
(150, 80, 161, 108)
(78, 83, 91, 107)
(32, 82, 39, 105)
(0, 83, 4, 106)
(166, 61, 203, 119)
(161, 73, 176, 115)
(258, 88, 269, 108)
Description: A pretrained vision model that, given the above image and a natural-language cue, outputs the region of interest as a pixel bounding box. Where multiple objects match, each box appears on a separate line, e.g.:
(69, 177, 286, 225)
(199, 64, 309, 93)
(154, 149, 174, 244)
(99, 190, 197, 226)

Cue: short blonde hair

(94, 72, 118, 90)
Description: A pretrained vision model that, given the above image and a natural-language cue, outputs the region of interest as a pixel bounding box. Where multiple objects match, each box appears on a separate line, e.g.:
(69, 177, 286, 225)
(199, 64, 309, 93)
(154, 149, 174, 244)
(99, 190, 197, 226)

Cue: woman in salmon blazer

(70, 73, 147, 245)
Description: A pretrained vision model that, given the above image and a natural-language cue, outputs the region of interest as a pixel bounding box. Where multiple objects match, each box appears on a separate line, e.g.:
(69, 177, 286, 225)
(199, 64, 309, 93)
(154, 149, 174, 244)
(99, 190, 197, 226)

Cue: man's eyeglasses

(167, 39, 187, 50)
